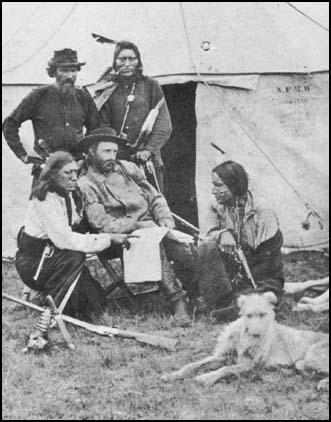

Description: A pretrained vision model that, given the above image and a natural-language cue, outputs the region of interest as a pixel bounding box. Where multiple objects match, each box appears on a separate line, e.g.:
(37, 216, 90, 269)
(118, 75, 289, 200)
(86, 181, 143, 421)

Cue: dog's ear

(263, 291, 278, 306)
(237, 295, 247, 311)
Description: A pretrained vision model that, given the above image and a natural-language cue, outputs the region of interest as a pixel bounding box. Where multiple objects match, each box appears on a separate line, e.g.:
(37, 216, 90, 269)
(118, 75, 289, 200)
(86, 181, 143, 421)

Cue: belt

(17, 227, 53, 257)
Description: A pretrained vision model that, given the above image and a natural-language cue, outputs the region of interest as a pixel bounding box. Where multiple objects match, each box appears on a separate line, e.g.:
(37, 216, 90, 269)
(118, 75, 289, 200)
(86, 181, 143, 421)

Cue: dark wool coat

(99, 76, 172, 168)
(2, 85, 100, 159)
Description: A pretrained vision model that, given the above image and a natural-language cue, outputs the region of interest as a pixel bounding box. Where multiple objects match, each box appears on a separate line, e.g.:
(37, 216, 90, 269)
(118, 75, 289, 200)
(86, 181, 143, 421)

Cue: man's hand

(110, 234, 131, 249)
(19, 155, 45, 165)
(19, 154, 29, 164)
(121, 220, 140, 234)
(134, 150, 152, 163)
(159, 219, 175, 230)
(218, 230, 236, 254)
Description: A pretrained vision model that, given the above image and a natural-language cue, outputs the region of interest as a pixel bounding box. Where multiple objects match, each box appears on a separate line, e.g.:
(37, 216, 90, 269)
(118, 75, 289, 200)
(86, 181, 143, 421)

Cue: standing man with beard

(2, 48, 100, 188)
(90, 41, 172, 192)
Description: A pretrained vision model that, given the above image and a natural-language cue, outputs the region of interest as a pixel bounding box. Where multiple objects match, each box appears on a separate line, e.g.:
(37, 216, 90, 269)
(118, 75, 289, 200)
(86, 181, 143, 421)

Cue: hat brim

(78, 134, 123, 153)
(49, 61, 86, 68)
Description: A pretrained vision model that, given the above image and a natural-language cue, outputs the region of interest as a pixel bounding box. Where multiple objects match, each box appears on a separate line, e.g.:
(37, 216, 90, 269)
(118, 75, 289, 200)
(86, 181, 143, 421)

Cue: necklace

(119, 83, 136, 138)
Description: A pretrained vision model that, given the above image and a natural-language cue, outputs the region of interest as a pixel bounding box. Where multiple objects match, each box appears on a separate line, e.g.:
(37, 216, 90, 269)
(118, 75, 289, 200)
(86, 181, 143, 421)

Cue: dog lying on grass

(160, 292, 329, 390)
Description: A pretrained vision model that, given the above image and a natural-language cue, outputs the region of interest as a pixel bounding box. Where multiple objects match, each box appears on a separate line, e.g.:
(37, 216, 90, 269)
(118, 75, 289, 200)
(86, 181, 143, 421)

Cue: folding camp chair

(20, 254, 157, 311)
(84, 215, 159, 307)
(97, 254, 138, 307)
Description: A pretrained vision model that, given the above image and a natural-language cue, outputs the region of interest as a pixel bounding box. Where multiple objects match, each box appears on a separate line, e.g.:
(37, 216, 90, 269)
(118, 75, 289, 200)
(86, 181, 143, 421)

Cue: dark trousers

(193, 240, 233, 309)
(194, 231, 285, 309)
(15, 242, 106, 319)
(163, 237, 199, 299)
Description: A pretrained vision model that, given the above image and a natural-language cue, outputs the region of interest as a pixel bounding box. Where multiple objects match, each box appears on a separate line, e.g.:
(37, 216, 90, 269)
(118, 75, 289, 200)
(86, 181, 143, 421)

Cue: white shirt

(24, 192, 112, 253)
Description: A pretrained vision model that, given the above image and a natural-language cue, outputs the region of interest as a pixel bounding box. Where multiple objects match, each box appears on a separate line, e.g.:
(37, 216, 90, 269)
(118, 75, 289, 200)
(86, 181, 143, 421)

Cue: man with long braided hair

(15, 151, 131, 351)
(195, 161, 285, 320)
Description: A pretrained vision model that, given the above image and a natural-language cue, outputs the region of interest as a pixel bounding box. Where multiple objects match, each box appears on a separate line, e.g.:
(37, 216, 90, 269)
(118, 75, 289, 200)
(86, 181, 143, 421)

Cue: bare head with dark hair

(212, 161, 249, 206)
(32, 151, 78, 200)
(113, 40, 143, 78)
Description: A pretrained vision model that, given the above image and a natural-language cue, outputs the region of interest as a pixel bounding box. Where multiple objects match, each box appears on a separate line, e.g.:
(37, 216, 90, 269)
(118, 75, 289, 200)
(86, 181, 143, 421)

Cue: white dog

(285, 277, 329, 312)
(161, 292, 329, 389)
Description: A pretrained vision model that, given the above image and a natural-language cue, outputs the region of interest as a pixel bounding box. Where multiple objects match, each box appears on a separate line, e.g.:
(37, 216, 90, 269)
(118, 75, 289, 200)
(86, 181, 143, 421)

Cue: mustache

(102, 159, 117, 170)
(59, 79, 74, 87)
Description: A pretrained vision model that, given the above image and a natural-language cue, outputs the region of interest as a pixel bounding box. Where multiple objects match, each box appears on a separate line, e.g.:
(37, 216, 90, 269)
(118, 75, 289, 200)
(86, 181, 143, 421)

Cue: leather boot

(173, 298, 191, 327)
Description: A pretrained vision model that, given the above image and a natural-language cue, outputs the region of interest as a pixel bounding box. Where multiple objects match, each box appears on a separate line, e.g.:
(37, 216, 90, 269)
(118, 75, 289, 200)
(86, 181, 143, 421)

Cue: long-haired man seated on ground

(15, 151, 131, 348)
(196, 160, 285, 320)
(77, 127, 194, 326)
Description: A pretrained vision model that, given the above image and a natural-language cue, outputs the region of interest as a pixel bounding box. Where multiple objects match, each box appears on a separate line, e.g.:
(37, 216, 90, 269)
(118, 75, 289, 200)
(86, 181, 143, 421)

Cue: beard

(57, 80, 76, 104)
(102, 160, 116, 173)
(88, 154, 116, 173)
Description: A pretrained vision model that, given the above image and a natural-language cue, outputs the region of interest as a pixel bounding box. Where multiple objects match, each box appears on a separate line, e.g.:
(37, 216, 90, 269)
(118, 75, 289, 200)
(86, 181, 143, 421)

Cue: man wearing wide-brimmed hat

(2, 48, 100, 184)
(78, 126, 194, 326)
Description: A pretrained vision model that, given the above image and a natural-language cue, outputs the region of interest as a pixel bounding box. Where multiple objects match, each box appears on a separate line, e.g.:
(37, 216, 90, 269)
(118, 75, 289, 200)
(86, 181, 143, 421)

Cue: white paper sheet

(123, 227, 168, 283)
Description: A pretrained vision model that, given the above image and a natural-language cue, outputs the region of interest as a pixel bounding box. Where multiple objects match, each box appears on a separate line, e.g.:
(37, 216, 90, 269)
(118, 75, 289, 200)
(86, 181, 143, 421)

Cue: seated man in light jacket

(77, 127, 194, 326)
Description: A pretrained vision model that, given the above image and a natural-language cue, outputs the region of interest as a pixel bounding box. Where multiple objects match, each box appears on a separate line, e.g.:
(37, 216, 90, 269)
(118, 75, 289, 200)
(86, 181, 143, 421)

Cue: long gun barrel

(236, 248, 257, 289)
(2, 293, 178, 351)
(171, 212, 200, 235)
(147, 162, 200, 235)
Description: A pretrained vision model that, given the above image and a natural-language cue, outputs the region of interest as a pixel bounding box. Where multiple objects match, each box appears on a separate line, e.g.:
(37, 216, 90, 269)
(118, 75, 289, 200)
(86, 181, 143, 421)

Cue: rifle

(235, 248, 257, 289)
(233, 199, 257, 290)
(147, 161, 200, 237)
(2, 293, 178, 352)
(171, 212, 200, 236)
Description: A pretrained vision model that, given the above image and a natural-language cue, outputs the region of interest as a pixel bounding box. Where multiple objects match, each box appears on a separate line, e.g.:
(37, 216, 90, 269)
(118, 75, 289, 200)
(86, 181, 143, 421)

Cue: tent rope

(178, 2, 329, 231)
(2, 2, 80, 75)
(286, 2, 329, 33)
(2, 2, 45, 49)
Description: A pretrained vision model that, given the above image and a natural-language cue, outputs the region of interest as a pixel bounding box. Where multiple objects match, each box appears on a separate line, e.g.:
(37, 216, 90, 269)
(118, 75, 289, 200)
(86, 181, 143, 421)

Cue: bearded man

(77, 126, 193, 326)
(196, 161, 285, 320)
(2, 48, 100, 186)
(89, 41, 172, 192)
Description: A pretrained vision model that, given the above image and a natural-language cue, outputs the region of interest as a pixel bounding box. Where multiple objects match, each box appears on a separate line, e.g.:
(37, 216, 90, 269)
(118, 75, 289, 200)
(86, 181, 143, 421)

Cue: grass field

(2, 251, 329, 420)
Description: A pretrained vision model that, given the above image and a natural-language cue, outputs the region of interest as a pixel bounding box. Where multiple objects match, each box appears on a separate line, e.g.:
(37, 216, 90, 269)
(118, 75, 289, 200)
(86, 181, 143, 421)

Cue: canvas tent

(2, 2, 329, 257)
